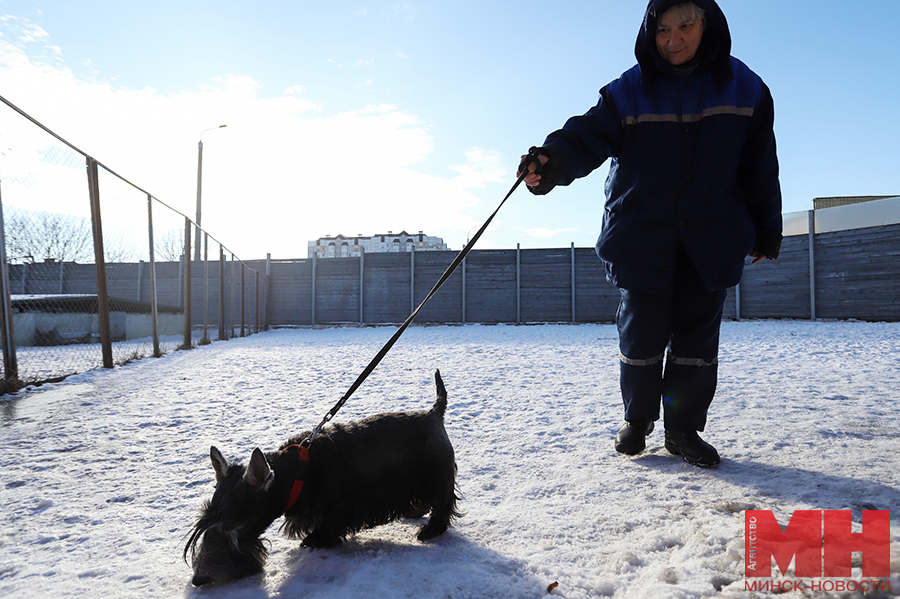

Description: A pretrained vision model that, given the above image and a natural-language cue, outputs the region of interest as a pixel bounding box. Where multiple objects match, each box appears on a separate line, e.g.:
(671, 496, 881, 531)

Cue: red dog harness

(284, 443, 310, 511)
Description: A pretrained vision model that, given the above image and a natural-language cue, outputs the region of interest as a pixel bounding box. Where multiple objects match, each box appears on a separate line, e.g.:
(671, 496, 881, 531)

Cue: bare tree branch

(155, 229, 185, 262)
(3, 207, 93, 263)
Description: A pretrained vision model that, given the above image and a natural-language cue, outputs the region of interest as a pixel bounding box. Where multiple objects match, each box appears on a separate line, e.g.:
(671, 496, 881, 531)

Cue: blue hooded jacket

(535, 0, 782, 295)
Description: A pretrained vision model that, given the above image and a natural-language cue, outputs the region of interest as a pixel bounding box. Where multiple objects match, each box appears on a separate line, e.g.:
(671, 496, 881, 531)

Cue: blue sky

(1, 0, 898, 259)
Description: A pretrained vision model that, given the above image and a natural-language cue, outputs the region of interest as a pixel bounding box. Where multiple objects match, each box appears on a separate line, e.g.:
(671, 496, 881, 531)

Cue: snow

(1, 321, 899, 599)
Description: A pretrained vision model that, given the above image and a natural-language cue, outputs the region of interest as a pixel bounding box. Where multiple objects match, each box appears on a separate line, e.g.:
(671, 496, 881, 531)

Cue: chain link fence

(0, 95, 268, 392)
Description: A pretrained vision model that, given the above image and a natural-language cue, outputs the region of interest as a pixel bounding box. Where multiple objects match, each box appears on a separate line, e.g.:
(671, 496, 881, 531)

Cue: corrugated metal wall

(8, 222, 900, 324)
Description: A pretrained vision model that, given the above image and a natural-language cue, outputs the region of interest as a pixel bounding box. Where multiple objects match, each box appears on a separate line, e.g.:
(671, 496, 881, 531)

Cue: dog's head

(184, 446, 276, 586)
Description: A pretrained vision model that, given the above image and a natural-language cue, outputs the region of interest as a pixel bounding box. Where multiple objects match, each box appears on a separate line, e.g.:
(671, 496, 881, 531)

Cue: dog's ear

(210, 446, 229, 483)
(244, 448, 275, 490)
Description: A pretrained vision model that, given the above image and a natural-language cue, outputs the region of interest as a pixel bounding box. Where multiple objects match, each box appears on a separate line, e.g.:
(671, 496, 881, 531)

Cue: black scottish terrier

(184, 370, 460, 586)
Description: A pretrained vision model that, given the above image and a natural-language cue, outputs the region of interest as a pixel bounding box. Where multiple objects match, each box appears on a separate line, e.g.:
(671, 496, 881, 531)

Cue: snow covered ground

(1, 321, 898, 599)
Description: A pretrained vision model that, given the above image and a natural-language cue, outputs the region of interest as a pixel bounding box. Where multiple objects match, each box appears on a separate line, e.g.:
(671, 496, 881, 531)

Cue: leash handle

(304, 162, 532, 441)
(518, 146, 544, 177)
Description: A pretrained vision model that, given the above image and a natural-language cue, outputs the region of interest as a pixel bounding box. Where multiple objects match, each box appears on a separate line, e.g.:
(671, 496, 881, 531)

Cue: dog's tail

(432, 369, 447, 417)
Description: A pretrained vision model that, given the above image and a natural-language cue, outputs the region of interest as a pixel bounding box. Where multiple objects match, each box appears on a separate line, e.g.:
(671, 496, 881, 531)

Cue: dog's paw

(416, 521, 449, 542)
(301, 530, 343, 549)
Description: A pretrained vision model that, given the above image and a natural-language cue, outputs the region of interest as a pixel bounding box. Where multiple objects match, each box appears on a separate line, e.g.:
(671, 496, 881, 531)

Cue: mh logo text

(745, 510, 891, 578)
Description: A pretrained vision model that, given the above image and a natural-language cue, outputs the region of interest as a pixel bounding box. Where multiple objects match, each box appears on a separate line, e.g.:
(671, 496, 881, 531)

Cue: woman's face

(655, 7, 705, 66)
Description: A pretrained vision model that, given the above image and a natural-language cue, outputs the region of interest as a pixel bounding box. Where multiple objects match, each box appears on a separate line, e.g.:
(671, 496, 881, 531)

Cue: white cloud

(0, 36, 500, 260)
(447, 147, 506, 189)
(525, 227, 578, 239)
(282, 85, 306, 96)
(393, 3, 416, 20)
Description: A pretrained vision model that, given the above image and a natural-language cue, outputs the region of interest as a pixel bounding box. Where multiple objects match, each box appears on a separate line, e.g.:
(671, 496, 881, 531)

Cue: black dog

(184, 370, 460, 586)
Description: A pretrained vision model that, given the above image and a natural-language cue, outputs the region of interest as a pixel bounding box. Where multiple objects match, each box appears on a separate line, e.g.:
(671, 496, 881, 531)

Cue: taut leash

(301, 148, 542, 445)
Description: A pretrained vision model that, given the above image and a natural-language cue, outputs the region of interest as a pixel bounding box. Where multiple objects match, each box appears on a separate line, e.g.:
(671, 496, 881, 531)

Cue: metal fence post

(254, 270, 260, 333)
(311, 253, 317, 326)
(230, 253, 236, 338)
(181, 217, 192, 349)
(146, 194, 161, 358)
(178, 254, 184, 311)
(200, 233, 210, 345)
(516, 243, 521, 324)
(87, 158, 113, 368)
(735, 284, 742, 321)
(461, 257, 466, 324)
(240, 262, 246, 337)
(571, 242, 576, 323)
(264, 254, 271, 332)
(410, 250, 415, 315)
(808, 209, 816, 320)
(359, 248, 365, 324)
(218, 246, 226, 340)
(0, 181, 19, 383)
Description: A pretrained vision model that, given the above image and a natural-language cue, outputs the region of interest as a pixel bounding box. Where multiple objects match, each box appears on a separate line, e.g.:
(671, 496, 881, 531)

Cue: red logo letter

(823, 510, 890, 577)
(746, 510, 822, 577)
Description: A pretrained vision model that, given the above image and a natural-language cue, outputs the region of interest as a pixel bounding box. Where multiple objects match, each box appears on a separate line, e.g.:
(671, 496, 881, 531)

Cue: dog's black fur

(184, 370, 460, 586)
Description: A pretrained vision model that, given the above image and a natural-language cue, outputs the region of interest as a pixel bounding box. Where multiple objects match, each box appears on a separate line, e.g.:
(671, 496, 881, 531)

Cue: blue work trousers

(616, 249, 728, 432)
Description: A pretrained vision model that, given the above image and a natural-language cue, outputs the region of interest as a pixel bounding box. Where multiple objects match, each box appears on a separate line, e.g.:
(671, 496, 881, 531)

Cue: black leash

(301, 148, 542, 444)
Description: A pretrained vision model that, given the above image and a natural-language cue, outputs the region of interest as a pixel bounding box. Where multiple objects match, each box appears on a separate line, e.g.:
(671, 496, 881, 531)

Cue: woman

(519, 0, 782, 467)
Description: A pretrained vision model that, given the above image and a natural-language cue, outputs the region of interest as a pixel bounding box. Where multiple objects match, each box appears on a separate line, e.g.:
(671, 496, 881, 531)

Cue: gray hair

(662, 2, 707, 24)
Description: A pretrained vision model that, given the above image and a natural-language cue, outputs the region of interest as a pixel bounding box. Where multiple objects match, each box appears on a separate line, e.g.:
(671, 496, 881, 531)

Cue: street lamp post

(194, 124, 227, 261)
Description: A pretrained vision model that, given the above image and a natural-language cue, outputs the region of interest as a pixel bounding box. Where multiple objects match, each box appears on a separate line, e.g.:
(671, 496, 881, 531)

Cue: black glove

(518, 146, 559, 196)
(753, 232, 782, 261)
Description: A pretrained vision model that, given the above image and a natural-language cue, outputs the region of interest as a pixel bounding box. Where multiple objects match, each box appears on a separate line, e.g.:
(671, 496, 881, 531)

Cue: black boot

(664, 430, 720, 468)
(614, 420, 655, 455)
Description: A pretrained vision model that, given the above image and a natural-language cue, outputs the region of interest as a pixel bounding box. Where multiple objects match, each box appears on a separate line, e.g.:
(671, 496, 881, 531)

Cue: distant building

(308, 231, 449, 258)
(813, 195, 897, 210)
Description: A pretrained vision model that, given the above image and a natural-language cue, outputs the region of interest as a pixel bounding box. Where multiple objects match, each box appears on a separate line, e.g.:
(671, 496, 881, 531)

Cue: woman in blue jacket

(519, 0, 782, 467)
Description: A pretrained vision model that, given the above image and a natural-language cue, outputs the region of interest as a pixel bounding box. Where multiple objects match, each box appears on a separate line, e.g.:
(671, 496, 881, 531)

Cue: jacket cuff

(754, 232, 782, 260)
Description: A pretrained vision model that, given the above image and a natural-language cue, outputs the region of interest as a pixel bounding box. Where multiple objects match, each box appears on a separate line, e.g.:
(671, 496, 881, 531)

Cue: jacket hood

(635, 0, 733, 90)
